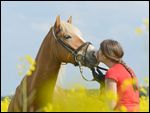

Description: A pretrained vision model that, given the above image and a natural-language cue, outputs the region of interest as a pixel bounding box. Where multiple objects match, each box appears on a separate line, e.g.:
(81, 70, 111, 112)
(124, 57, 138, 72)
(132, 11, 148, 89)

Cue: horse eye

(64, 35, 71, 40)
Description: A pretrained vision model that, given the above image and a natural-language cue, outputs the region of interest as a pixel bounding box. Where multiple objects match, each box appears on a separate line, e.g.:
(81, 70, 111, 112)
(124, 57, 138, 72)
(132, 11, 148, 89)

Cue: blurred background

(1, 1, 149, 96)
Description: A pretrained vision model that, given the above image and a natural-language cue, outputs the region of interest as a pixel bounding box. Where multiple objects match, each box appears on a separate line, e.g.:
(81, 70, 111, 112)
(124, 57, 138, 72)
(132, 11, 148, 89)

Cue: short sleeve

(105, 70, 118, 82)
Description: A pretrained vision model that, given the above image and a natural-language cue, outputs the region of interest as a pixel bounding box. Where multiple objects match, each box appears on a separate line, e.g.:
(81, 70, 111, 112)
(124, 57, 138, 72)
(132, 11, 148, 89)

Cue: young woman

(91, 39, 139, 112)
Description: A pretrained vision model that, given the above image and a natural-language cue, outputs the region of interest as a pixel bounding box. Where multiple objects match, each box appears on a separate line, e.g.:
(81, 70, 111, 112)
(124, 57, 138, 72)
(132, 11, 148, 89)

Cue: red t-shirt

(105, 63, 139, 112)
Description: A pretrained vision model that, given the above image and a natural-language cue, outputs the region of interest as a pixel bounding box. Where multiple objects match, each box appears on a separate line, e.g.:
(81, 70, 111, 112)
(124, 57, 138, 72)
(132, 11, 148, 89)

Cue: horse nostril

(92, 52, 95, 57)
(90, 51, 96, 58)
(93, 51, 97, 57)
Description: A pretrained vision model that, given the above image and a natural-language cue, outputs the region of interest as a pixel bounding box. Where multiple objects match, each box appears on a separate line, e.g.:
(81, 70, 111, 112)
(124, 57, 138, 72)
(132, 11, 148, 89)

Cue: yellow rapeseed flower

(140, 87, 147, 95)
(1, 97, 10, 112)
(29, 65, 35, 71)
(143, 18, 149, 27)
(135, 27, 143, 35)
(26, 70, 32, 76)
(43, 103, 53, 112)
(25, 55, 36, 66)
(121, 79, 132, 91)
(120, 105, 127, 112)
(1, 85, 149, 112)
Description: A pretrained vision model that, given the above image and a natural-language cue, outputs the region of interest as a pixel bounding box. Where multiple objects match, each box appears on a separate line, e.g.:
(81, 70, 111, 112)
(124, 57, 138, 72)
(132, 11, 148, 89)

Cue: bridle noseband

(52, 27, 91, 66)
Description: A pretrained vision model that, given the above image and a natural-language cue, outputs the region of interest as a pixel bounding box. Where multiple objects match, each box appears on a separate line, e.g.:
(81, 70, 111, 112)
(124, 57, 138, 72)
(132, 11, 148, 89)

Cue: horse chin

(84, 61, 98, 68)
(80, 59, 98, 68)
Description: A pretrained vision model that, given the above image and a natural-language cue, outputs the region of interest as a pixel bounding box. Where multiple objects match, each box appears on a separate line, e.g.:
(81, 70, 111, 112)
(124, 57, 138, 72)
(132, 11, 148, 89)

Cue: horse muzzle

(75, 45, 99, 68)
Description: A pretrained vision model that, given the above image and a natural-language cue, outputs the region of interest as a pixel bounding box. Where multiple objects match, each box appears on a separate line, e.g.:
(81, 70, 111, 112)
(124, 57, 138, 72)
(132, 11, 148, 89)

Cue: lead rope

(77, 43, 95, 81)
(78, 61, 94, 81)
(78, 62, 108, 82)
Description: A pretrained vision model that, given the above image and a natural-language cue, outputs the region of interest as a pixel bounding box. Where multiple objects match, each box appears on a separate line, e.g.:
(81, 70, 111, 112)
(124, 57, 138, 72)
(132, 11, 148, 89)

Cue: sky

(1, 1, 149, 96)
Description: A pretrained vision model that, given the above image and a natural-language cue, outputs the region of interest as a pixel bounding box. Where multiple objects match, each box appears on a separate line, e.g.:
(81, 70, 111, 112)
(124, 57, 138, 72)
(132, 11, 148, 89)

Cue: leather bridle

(52, 26, 108, 81)
(52, 27, 91, 66)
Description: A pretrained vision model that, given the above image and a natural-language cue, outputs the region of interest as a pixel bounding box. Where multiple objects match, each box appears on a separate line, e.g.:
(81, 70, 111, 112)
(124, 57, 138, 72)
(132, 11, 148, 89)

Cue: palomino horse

(8, 16, 98, 112)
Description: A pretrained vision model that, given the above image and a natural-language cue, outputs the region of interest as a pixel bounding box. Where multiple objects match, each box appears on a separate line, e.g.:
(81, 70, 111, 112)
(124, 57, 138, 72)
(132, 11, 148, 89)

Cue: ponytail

(119, 60, 138, 91)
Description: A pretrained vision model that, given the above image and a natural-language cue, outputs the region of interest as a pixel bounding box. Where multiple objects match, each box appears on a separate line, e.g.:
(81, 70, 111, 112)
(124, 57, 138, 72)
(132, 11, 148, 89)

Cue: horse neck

(29, 29, 61, 91)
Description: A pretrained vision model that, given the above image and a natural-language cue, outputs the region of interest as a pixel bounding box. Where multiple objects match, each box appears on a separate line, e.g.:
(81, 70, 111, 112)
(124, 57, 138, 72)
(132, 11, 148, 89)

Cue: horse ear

(54, 15, 61, 28)
(67, 16, 72, 24)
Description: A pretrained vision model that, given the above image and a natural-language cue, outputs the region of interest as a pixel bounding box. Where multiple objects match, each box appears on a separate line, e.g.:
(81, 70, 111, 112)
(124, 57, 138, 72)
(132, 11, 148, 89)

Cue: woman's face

(96, 49, 106, 63)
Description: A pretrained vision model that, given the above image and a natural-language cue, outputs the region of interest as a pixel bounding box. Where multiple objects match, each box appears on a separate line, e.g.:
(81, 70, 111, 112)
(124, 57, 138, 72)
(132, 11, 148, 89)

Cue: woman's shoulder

(105, 64, 122, 82)
(107, 63, 122, 74)
(105, 63, 125, 82)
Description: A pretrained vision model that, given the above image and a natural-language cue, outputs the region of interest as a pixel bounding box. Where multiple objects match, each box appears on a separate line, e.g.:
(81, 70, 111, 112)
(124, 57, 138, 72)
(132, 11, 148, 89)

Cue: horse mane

(61, 21, 85, 42)
(35, 28, 59, 64)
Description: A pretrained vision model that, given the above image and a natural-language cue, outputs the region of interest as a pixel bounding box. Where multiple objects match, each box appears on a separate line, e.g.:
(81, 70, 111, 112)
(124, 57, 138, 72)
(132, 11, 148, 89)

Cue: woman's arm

(105, 78, 117, 109)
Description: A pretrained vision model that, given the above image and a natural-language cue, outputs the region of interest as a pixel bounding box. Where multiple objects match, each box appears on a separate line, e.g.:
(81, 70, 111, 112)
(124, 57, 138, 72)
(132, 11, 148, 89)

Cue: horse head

(52, 16, 98, 68)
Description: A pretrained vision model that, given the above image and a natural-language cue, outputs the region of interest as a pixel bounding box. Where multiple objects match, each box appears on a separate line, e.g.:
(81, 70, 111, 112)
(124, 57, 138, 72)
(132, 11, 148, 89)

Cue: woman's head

(97, 39, 138, 91)
(97, 39, 124, 64)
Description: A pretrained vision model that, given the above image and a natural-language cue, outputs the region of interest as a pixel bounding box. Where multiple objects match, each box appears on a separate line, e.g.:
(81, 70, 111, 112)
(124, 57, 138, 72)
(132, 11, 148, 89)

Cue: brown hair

(100, 39, 138, 91)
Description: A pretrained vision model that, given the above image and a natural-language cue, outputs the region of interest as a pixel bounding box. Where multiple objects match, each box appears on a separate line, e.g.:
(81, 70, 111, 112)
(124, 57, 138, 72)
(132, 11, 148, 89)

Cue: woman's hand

(91, 67, 105, 86)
